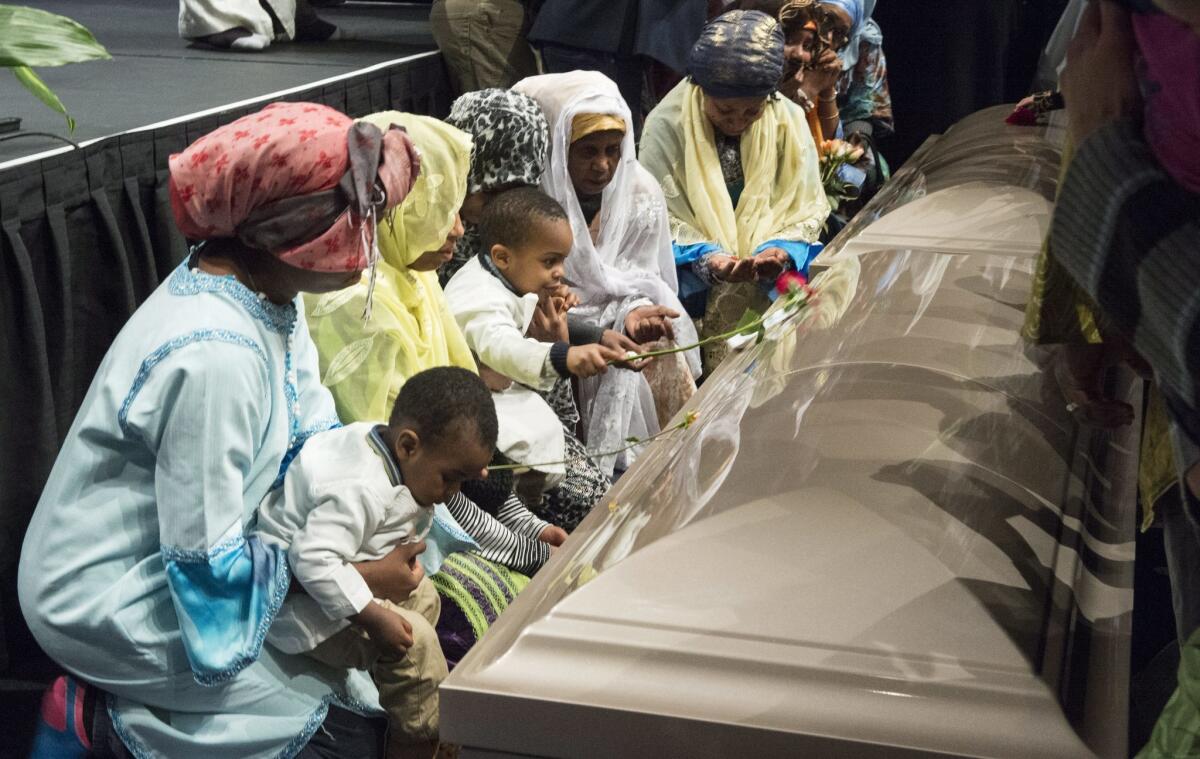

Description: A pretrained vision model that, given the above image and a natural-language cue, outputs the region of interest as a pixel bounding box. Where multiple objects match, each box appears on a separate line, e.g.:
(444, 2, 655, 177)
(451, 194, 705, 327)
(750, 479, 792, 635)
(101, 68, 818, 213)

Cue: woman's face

(703, 94, 769, 137)
(567, 129, 624, 197)
(819, 4, 854, 49)
(783, 27, 818, 79)
(410, 213, 466, 272)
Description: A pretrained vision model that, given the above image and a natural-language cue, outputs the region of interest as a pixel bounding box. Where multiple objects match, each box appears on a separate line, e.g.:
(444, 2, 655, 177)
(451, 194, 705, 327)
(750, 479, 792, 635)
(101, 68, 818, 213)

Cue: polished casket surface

(441, 107, 1136, 759)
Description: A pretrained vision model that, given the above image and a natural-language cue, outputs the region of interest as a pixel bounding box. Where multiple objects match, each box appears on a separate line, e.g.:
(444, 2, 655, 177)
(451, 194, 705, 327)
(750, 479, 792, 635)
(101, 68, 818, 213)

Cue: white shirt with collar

(255, 421, 432, 654)
(444, 255, 566, 476)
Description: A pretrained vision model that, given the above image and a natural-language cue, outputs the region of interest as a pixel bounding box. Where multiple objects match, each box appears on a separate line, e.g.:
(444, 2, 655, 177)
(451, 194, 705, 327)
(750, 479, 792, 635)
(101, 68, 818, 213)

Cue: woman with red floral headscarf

(19, 101, 420, 759)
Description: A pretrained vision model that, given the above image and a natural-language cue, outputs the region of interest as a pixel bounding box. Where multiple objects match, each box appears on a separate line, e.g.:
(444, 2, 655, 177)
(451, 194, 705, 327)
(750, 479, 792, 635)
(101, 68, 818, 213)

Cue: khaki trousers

(429, 0, 538, 94)
(307, 578, 447, 744)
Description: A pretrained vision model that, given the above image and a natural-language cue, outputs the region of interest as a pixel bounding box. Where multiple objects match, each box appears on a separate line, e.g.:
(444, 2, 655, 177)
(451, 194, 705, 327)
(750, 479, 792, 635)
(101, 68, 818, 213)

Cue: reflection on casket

(441, 106, 1136, 759)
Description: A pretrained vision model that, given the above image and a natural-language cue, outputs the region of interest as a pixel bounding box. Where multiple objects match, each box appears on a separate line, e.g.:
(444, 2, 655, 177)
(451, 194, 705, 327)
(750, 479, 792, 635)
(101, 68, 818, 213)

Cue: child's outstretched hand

(566, 344, 624, 377)
(352, 601, 414, 659)
(600, 329, 651, 371)
(538, 524, 568, 547)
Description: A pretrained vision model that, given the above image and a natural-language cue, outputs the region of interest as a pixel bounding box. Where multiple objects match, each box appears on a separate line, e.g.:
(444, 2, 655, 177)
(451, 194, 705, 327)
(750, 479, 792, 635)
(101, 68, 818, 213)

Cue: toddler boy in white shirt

(255, 366, 496, 759)
(444, 188, 625, 512)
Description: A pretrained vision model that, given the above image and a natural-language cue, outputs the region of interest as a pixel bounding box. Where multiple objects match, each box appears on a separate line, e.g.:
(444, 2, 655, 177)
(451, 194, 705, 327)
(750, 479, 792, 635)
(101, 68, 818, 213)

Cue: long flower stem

(609, 300, 788, 365)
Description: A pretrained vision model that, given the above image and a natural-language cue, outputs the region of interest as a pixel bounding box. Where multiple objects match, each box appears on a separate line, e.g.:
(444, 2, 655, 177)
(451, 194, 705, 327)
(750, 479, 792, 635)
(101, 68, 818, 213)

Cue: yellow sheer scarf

(641, 80, 829, 258)
(304, 113, 476, 423)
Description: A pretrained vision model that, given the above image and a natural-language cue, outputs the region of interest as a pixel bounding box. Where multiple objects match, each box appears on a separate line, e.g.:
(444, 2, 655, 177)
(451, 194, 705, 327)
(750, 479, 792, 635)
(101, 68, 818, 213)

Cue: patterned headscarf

(822, 0, 880, 70)
(688, 10, 786, 99)
(169, 102, 420, 274)
(445, 89, 549, 195)
(820, 0, 863, 36)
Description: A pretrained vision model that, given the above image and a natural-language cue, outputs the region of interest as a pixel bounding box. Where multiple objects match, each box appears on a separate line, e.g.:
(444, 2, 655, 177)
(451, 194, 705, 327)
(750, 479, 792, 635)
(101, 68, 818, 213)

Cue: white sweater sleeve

(286, 484, 382, 621)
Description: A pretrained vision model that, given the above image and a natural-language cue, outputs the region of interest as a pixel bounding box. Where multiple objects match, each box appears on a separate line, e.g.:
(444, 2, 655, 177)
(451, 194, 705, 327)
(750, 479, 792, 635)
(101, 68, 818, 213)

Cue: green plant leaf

(733, 307, 763, 334)
(0, 5, 111, 68)
(11, 65, 74, 132)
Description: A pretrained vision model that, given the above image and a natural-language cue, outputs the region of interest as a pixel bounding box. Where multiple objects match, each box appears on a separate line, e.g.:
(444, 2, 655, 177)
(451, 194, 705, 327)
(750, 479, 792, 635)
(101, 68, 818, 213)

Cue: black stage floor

(1, 0, 436, 164)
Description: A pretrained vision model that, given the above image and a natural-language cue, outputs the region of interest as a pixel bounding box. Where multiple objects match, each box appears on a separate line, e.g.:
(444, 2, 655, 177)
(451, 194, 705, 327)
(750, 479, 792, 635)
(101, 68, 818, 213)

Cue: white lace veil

(514, 71, 701, 378)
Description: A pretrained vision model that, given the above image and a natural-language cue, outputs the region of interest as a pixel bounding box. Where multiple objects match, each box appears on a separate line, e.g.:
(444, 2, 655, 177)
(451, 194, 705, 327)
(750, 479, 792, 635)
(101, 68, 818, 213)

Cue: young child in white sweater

(255, 366, 496, 759)
(443, 188, 626, 526)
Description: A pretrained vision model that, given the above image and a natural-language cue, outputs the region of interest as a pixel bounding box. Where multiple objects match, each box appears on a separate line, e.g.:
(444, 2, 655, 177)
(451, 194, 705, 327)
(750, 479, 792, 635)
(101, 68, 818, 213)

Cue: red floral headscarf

(169, 102, 420, 273)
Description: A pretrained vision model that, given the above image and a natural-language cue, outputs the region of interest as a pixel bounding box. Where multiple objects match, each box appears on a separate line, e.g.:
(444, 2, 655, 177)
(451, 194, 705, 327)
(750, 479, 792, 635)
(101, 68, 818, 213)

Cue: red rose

(775, 270, 808, 296)
(1005, 106, 1038, 127)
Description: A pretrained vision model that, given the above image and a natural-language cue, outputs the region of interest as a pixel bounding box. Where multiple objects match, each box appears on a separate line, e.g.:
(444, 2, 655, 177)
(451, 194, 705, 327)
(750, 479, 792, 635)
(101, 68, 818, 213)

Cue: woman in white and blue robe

(18, 101, 421, 759)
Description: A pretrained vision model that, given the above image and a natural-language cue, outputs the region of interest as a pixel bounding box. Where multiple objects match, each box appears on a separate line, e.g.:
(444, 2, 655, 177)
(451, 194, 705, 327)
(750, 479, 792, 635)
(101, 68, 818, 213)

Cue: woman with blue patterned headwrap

(641, 9, 830, 373)
(819, 0, 893, 208)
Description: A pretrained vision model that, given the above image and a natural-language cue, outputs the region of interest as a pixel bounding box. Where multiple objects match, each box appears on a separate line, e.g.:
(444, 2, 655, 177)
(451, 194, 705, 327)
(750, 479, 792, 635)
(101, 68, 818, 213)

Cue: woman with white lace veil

(514, 71, 701, 475)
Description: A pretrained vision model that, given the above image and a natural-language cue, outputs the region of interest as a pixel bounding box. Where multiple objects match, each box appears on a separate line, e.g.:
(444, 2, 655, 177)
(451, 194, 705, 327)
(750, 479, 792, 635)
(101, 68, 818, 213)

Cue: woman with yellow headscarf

(306, 113, 476, 424)
(304, 114, 558, 626)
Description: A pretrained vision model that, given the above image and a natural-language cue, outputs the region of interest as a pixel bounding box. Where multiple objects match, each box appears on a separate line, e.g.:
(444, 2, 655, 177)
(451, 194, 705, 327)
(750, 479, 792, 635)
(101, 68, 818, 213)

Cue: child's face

(392, 424, 493, 507)
(491, 217, 573, 296)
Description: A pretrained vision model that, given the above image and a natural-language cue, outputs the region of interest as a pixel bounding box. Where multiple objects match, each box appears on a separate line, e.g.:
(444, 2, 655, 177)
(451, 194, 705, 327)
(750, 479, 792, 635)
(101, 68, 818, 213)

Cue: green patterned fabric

(1022, 139, 1106, 346)
(432, 552, 530, 645)
(1139, 628, 1200, 758)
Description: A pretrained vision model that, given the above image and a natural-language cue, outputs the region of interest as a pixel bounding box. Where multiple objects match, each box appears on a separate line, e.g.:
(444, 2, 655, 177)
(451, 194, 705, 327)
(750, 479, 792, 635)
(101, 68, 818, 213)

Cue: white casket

(440, 106, 1137, 759)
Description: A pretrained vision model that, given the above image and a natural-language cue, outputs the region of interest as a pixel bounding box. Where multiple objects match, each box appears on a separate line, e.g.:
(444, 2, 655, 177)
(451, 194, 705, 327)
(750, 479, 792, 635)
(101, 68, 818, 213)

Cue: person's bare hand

(352, 602, 414, 658)
(800, 48, 841, 102)
(528, 291, 569, 343)
(708, 254, 755, 283)
(599, 329, 650, 371)
(352, 540, 425, 604)
(780, 63, 806, 103)
(538, 524, 568, 547)
(544, 283, 580, 311)
(752, 248, 791, 281)
(566, 344, 624, 377)
(624, 305, 679, 343)
(1061, 1, 1140, 145)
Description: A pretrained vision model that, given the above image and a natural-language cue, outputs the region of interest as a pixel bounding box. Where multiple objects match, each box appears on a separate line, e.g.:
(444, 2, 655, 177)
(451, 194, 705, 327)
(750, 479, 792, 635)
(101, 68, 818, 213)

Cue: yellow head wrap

(304, 112, 478, 423)
(570, 113, 627, 144)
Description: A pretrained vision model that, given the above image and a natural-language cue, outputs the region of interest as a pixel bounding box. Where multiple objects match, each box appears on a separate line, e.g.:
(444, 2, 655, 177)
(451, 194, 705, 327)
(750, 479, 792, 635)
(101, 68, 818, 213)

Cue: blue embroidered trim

(271, 417, 341, 491)
(277, 692, 383, 759)
(109, 661, 371, 759)
(434, 507, 475, 544)
(282, 342, 300, 465)
(331, 691, 383, 718)
(278, 699, 333, 759)
(106, 694, 156, 759)
(118, 329, 268, 438)
(189, 543, 292, 687)
(168, 263, 297, 335)
(160, 534, 246, 564)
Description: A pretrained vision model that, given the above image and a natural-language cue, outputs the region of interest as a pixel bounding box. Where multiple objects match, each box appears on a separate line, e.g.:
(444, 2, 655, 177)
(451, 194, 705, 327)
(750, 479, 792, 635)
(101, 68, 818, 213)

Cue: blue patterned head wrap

(687, 10, 786, 99)
(820, 0, 864, 36)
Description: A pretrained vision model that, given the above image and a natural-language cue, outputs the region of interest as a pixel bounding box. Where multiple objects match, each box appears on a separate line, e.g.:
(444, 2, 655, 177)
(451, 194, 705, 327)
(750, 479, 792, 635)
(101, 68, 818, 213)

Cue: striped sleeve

(442, 492, 550, 576)
(496, 495, 552, 541)
(1051, 119, 1200, 430)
